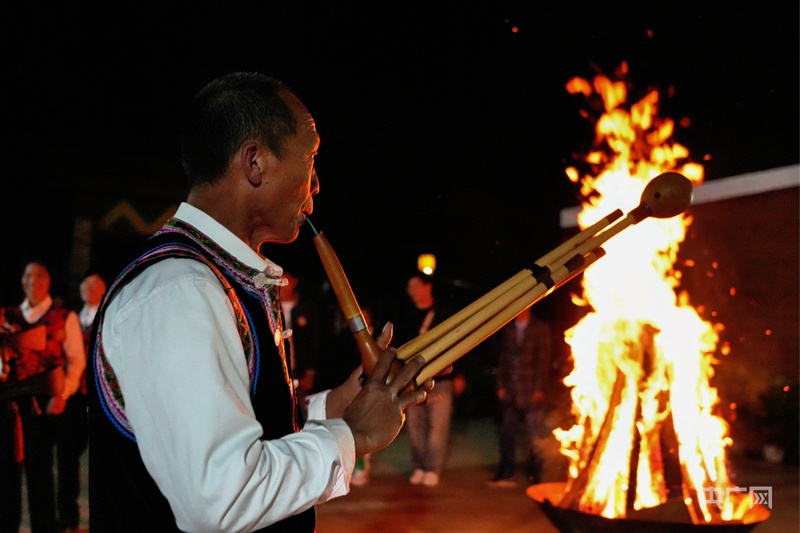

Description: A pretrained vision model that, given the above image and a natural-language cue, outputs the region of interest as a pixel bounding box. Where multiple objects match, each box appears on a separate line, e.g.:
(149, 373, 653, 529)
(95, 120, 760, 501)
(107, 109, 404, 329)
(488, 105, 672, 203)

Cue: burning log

(558, 321, 660, 517)
(559, 365, 626, 512)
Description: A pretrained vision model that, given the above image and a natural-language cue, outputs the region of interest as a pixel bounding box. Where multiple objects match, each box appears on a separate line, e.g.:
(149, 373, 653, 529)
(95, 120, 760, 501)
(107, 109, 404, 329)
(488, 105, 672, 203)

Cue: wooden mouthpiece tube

(312, 231, 383, 375)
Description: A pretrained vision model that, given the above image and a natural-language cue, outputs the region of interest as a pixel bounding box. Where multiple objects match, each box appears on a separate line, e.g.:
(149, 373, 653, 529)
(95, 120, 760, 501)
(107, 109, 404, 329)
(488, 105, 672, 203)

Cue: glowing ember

(553, 63, 748, 523)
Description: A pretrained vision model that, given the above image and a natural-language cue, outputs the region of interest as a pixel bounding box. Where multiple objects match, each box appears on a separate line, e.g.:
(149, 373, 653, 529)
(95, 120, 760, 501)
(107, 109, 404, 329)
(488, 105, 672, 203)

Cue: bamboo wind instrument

(310, 171, 693, 387)
(306, 218, 384, 376)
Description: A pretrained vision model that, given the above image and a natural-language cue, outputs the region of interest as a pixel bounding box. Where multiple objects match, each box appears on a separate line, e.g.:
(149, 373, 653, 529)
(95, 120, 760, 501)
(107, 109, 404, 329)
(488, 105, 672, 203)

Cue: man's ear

(241, 143, 266, 187)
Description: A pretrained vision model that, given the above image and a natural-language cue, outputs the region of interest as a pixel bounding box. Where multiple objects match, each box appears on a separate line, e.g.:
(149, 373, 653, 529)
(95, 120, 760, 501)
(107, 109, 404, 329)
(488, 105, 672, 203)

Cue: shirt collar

(21, 294, 53, 323)
(174, 202, 283, 277)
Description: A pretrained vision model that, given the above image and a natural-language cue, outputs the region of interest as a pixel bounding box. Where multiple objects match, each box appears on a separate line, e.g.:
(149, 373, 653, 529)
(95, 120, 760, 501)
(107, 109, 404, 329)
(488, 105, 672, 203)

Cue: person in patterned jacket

(88, 72, 437, 532)
(488, 305, 553, 488)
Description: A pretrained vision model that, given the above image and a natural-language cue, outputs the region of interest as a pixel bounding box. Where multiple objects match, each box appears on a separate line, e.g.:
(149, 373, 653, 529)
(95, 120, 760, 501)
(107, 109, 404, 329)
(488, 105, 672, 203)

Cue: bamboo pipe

(395, 209, 623, 360)
(413, 249, 605, 385)
(306, 218, 384, 376)
(309, 171, 692, 386)
(397, 171, 693, 371)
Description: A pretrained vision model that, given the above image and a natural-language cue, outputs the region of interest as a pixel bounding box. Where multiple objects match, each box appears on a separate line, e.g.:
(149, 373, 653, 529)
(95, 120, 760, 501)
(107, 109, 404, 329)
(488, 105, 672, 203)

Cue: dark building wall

(678, 183, 799, 461)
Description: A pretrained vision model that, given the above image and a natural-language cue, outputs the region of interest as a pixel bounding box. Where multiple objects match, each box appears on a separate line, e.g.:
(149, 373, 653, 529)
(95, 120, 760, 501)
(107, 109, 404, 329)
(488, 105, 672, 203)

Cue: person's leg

(57, 393, 88, 529)
(0, 402, 23, 533)
(523, 408, 544, 482)
(497, 404, 519, 479)
(362, 453, 371, 475)
(405, 403, 428, 483)
(351, 452, 372, 486)
(22, 399, 58, 533)
(424, 379, 454, 477)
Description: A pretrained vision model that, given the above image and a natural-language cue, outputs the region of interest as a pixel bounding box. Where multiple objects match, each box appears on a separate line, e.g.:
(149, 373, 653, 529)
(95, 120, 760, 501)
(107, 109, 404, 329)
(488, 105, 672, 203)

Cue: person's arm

(47, 310, 86, 414)
(60, 310, 85, 399)
(104, 259, 353, 532)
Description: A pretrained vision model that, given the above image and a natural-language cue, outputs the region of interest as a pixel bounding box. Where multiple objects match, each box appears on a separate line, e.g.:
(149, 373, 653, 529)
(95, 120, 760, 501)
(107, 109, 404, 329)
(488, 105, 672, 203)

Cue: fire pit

(530, 67, 773, 533)
(528, 482, 770, 533)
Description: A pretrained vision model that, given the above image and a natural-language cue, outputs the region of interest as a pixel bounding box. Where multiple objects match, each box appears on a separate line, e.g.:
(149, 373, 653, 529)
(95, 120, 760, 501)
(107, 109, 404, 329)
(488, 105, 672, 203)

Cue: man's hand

(343, 348, 431, 458)
(326, 320, 397, 419)
(47, 395, 67, 415)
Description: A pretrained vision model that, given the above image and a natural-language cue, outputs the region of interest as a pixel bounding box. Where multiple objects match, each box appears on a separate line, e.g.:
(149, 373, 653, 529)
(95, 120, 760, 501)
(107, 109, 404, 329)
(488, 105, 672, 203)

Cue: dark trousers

(57, 392, 88, 529)
(0, 401, 23, 533)
(497, 403, 544, 480)
(20, 396, 60, 533)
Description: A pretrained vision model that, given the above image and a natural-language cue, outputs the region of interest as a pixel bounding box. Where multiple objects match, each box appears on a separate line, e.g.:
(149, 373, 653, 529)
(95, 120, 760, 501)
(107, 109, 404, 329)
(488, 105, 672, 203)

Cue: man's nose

(310, 168, 320, 195)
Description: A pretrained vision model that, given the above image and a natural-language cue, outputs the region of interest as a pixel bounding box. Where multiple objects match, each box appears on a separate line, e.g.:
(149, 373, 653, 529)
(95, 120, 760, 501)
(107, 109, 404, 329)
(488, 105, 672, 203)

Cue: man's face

(80, 275, 106, 306)
(406, 277, 432, 306)
(21, 262, 51, 305)
(254, 92, 321, 246)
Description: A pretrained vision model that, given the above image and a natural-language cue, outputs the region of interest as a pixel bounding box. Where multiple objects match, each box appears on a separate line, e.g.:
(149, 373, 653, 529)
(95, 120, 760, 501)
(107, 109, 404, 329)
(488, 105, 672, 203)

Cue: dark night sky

(3, 1, 798, 309)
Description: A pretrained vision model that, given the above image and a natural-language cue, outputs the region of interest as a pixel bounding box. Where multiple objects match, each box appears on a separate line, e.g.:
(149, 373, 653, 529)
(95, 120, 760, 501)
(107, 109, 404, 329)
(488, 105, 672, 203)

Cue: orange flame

(554, 64, 746, 522)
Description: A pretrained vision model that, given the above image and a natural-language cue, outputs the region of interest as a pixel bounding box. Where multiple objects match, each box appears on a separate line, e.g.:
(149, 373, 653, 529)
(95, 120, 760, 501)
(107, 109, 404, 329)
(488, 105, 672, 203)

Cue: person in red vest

(0, 260, 85, 533)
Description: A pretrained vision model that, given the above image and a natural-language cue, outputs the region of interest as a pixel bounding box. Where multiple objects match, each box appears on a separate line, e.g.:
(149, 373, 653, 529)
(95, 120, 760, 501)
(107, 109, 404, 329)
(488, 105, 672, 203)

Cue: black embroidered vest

(87, 219, 315, 532)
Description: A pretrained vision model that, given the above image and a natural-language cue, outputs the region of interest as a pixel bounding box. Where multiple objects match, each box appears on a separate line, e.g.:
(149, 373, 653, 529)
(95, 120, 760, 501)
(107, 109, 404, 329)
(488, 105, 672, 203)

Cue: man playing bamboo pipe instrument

(87, 72, 440, 532)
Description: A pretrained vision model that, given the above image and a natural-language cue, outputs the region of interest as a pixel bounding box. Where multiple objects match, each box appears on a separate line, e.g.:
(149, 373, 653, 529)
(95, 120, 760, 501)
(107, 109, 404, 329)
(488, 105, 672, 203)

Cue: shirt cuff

(306, 390, 357, 495)
(306, 389, 329, 420)
(305, 418, 356, 497)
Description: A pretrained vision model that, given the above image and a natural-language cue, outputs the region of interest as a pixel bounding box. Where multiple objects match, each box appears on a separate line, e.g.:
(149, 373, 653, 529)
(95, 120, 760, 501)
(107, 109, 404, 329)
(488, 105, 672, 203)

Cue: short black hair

(180, 72, 297, 187)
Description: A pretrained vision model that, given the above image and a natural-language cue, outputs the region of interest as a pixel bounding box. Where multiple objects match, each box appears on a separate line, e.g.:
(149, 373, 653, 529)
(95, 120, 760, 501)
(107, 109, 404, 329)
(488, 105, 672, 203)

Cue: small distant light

(783, 385, 790, 392)
(511, 26, 519, 33)
(729, 287, 736, 296)
(765, 329, 772, 336)
(418, 254, 436, 275)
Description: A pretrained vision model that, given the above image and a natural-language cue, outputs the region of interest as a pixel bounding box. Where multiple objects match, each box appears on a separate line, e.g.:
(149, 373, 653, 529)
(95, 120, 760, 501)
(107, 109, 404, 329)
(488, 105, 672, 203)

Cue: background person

(0, 261, 84, 533)
(488, 305, 553, 487)
(394, 272, 461, 488)
(56, 273, 105, 532)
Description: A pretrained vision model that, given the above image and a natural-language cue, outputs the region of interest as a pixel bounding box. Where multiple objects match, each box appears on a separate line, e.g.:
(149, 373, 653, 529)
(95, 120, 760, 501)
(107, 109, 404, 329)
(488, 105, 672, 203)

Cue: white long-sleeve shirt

(20, 294, 84, 399)
(78, 303, 99, 331)
(101, 202, 355, 532)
